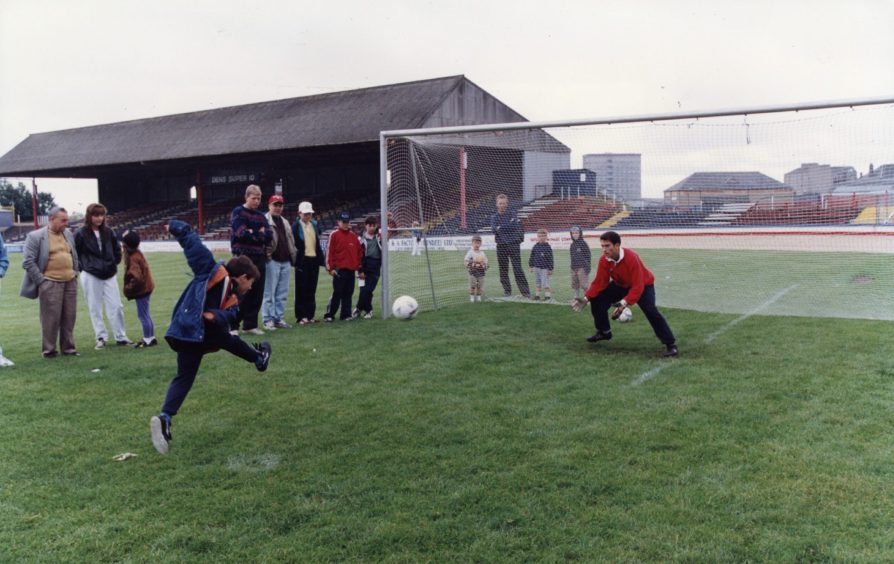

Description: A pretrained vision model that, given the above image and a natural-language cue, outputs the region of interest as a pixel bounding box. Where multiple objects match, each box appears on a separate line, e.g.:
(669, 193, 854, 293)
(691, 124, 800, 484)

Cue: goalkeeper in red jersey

(572, 231, 678, 357)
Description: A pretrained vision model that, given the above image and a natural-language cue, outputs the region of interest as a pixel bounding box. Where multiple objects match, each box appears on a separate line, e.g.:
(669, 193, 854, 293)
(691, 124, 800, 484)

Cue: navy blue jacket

(165, 220, 238, 344)
(569, 238, 592, 271)
(491, 209, 524, 245)
(528, 241, 554, 270)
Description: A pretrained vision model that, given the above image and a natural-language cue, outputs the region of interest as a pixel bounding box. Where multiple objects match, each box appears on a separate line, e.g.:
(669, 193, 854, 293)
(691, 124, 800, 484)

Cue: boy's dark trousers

(324, 268, 356, 320)
(590, 283, 675, 345)
(238, 254, 267, 330)
(294, 261, 320, 321)
(162, 317, 258, 416)
(355, 258, 381, 313)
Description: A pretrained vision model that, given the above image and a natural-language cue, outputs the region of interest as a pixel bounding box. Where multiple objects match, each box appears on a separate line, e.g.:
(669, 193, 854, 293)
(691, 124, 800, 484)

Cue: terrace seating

(521, 197, 620, 232)
(698, 202, 754, 226)
(733, 201, 862, 226)
(613, 207, 708, 229)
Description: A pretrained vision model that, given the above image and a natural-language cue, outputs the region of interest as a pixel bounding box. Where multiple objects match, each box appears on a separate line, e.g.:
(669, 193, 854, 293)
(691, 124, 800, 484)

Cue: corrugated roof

(0, 75, 498, 176)
(666, 172, 790, 192)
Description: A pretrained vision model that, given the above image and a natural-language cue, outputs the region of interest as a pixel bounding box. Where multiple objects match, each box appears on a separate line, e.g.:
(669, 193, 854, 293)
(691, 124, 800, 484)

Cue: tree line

(0, 179, 56, 221)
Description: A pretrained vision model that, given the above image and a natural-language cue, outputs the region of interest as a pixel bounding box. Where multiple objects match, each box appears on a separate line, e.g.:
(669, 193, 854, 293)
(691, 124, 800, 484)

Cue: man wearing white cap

(290, 201, 325, 324)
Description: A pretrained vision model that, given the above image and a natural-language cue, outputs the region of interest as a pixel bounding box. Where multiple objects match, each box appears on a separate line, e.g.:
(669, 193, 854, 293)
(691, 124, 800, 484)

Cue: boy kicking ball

(151, 220, 272, 455)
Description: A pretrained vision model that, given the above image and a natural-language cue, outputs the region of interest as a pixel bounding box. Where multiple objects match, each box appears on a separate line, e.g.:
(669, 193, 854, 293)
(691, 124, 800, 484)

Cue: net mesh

(383, 103, 894, 320)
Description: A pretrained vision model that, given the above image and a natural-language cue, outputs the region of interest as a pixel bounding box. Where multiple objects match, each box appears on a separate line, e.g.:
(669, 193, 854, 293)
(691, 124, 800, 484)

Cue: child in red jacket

(322, 211, 363, 321)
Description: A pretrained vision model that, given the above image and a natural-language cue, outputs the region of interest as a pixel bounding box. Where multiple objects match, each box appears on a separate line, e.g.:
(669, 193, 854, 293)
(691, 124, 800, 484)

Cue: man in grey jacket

(20, 207, 80, 358)
(262, 194, 297, 330)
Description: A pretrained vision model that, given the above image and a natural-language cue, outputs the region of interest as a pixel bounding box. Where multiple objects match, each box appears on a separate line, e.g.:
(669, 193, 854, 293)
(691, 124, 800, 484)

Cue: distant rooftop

(666, 172, 790, 192)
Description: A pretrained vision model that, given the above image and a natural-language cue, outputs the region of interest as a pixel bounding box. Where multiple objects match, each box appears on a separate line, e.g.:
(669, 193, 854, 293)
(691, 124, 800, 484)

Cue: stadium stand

(612, 206, 708, 229)
(733, 199, 862, 225)
(520, 196, 620, 232)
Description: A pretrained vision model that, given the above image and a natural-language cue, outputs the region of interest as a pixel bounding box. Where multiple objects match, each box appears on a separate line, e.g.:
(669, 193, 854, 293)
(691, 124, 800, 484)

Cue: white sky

(1, 0, 893, 212)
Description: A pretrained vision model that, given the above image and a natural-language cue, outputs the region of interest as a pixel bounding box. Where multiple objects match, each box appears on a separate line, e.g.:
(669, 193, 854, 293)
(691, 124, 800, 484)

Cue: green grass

(390, 248, 894, 320)
(1, 251, 893, 561)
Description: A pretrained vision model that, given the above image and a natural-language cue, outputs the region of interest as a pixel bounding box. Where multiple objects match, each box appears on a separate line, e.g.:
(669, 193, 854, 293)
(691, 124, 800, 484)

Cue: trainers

(150, 414, 172, 455)
(116, 338, 134, 346)
(133, 338, 159, 349)
(94, 338, 106, 350)
(229, 329, 239, 336)
(62, 351, 80, 357)
(351, 308, 360, 319)
(254, 341, 272, 372)
(263, 321, 277, 331)
(244, 327, 265, 336)
(362, 311, 373, 319)
(298, 318, 310, 326)
(0, 354, 15, 367)
(323, 316, 334, 323)
(533, 296, 541, 301)
(274, 320, 291, 329)
(663, 345, 679, 358)
(586, 331, 613, 343)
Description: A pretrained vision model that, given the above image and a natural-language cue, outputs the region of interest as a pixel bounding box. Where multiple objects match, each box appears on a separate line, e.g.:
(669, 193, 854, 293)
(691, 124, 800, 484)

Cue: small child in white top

(463, 235, 489, 302)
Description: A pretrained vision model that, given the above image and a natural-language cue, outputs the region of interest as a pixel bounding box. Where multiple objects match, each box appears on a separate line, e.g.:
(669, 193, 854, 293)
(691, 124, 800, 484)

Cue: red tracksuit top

(326, 228, 363, 271)
(584, 247, 655, 306)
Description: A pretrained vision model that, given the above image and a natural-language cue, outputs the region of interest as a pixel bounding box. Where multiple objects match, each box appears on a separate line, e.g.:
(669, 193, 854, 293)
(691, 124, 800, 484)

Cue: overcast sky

(1, 0, 893, 212)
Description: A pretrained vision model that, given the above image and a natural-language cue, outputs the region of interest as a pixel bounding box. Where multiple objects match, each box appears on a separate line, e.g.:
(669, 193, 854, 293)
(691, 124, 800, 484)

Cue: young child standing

(121, 230, 157, 348)
(150, 219, 272, 455)
(463, 235, 489, 302)
(568, 225, 592, 300)
(528, 229, 554, 301)
(353, 216, 382, 319)
(323, 211, 363, 322)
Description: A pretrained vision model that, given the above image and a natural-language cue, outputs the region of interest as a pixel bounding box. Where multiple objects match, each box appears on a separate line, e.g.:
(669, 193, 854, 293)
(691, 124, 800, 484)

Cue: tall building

(582, 153, 641, 201)
(784, 163, 857, 194)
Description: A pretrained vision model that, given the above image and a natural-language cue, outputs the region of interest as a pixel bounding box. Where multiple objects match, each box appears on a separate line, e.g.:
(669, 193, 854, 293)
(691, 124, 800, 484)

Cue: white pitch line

(704, 284, 799, 344)
(631, 364, 668, 386)
(632, 284, 799, 386)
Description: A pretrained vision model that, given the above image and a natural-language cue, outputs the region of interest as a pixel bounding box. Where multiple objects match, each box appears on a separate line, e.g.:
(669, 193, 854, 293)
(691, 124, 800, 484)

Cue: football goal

(379, 97, 894, 321)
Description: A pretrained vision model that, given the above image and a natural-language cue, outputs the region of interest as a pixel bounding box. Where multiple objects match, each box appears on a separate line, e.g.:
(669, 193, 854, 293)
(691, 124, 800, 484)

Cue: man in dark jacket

(230, 184, 272, 335)
(291, 201, 325, 324)
(150, 219, 272, 455)
(74, 203, 132, 349)
(491, 194, 530, 298)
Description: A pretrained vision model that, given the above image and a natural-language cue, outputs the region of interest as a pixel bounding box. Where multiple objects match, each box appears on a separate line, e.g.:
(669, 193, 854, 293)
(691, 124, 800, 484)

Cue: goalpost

(379, 97, 894, 321)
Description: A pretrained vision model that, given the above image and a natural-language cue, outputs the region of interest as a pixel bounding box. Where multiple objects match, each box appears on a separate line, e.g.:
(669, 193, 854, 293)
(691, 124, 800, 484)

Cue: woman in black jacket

(74, 203, 132, 349)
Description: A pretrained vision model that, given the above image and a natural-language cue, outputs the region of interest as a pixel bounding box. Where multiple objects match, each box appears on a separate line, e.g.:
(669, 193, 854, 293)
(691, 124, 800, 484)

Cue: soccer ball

(392, 295, 419, 320)
(618, 307, 633, 323)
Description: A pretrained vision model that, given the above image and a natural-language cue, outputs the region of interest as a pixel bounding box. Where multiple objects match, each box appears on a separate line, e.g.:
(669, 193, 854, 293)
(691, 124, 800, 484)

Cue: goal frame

(378, 95, 894, 318)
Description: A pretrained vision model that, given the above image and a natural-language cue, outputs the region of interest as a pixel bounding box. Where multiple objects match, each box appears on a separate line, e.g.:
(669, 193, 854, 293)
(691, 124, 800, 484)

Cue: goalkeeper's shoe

(586, 331, 612, 343)
(150, 414, 172, 455)
(663, 345, 679, 358)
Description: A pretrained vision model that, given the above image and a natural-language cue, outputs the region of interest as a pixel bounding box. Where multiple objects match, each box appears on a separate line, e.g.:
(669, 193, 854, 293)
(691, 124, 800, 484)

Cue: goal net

(381, 101, 894, 321)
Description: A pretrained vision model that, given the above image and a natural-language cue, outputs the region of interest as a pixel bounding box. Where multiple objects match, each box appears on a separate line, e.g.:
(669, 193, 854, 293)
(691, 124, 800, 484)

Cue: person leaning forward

(20, 206, 81, 358)
(572, 230, 678, 358)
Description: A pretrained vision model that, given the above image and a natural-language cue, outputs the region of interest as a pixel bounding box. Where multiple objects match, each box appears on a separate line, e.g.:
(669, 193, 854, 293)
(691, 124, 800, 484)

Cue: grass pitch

(1, 252, 893, 561)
